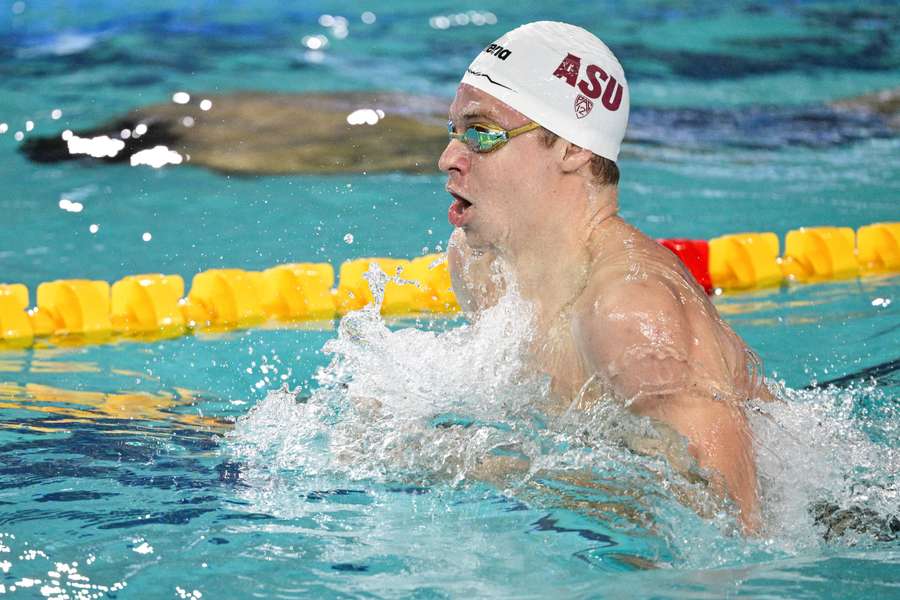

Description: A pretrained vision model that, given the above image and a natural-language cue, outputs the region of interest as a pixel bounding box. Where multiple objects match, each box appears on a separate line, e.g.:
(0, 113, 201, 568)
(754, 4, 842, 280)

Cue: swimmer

(440, 21, 772, 532)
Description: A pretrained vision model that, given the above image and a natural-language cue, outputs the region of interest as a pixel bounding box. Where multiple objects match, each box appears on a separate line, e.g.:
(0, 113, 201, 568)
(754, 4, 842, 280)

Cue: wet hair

(539, 128, 620, 187)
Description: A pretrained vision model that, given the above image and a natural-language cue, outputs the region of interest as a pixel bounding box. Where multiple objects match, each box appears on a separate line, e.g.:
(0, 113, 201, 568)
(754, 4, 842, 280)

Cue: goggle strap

(506, 121, 541, 139)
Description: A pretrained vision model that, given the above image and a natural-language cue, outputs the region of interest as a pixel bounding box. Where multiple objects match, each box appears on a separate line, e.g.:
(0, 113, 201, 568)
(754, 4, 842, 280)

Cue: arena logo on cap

(483, 43, 512, 60)
(552, 53, 624, 117)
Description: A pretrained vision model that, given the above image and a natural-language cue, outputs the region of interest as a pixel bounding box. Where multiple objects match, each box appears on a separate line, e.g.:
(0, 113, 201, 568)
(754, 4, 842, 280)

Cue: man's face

(439, 84, 555, 252)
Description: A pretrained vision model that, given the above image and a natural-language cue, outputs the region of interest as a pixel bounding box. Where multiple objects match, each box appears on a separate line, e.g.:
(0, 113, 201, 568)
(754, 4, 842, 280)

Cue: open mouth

(447, 192, 473, 227)
(452, 192, 472, 209)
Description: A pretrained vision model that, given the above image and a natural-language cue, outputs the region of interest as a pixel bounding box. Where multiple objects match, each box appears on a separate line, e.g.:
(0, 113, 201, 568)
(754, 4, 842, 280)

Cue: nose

(438, 138, 470, 175)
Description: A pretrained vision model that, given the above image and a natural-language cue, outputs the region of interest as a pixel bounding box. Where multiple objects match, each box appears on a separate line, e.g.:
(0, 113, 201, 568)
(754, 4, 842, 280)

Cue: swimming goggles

(447, 120, 541, 153)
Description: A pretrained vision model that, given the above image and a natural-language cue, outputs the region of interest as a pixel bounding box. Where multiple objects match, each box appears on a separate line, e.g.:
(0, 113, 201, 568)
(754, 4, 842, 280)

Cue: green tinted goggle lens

(447, 121, 540, 153)
(447, 122, 507, 153)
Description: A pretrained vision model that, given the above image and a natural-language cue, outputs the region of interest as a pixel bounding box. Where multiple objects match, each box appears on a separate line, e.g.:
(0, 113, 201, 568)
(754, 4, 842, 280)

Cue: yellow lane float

(35, 279, 111, 335)
(0, 284, 32, 343)
(27, 306, 57, 337)
(111, 274, 186, 335)
(258, 263, 336, 321)
(709, 232, 782, 291)
(404, 253, 459, 313)
(857, 222, 900, 274)
(181, 269, 265, 328)
(335, 255, 460, 315)
(336, 258, 417, 315)
(781, 227, 859, 283)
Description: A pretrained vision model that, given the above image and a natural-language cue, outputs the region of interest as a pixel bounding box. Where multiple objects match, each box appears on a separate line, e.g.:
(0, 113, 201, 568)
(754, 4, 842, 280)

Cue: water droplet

(302, 35, 328, 50)
(343, 233, 354, 244)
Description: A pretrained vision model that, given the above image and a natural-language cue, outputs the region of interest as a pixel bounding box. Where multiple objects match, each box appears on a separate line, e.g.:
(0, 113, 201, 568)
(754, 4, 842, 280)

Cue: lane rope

(1, 223, 897, 346)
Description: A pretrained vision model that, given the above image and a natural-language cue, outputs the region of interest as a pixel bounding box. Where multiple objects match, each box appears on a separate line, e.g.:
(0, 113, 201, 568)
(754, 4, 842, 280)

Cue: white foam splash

(229, 280, 546, 481)
(227, 265, 899, 564)
(751, 383, 898, 548)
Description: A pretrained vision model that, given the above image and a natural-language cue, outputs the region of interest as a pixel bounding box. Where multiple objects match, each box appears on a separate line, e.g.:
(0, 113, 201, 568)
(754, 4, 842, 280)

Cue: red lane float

(658, 239, 712, 293)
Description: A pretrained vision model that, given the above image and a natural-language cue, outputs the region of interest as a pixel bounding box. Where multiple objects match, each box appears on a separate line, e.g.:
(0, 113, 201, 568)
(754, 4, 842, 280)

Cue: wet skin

(440, 84, 770, 532)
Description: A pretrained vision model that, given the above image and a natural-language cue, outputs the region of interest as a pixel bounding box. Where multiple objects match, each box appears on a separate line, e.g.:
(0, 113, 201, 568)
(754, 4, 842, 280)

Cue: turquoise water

(1, 1, 899, 598)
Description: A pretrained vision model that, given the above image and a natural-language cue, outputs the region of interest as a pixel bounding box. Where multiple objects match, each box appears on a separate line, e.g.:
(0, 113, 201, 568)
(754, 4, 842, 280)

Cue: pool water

(1, 1, 899, 598)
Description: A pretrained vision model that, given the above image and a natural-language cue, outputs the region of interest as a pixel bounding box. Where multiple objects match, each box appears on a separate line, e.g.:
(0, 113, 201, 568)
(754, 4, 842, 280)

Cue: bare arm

(574, 278, 761, 532)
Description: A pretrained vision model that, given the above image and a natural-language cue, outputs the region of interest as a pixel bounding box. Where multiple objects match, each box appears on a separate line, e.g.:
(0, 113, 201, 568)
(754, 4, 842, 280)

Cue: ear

(559, 142, 593, 174)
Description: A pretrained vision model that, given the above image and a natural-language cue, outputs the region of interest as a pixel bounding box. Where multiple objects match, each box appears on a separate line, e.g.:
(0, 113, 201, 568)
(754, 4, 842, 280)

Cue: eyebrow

(454, 111, 502, 126)
(459, 110, 487, 121)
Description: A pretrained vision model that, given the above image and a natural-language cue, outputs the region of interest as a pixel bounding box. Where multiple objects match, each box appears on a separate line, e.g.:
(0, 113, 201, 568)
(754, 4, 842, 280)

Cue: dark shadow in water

(386, 485, 431, 496)
(215, 461, 244, 486)
(805, 356, 900, 390)
(811, 501, 900, 542)
(804, 6, 899, 32)
(34, 491, 119, 502)
(627, 105, 896, 151)
(217, 512, 274, 522)
(865, 322, 900, 342)
(98, 507, 215, 529)
(618, 31, 895, 80)
(306, 489, 372, 505)
(173, 495, 220, 505)
(331, 563, 369, 573)
(530, 514, 617, 546)
(0, 409, 238, 535)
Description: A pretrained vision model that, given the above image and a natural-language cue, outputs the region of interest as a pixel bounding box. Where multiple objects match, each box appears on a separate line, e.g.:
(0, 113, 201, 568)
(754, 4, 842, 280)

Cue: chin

(459, 228, 491, 251)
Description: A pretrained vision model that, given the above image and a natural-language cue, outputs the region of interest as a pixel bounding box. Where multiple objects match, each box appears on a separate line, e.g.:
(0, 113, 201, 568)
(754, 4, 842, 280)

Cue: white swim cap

(460, 21, 629, 162)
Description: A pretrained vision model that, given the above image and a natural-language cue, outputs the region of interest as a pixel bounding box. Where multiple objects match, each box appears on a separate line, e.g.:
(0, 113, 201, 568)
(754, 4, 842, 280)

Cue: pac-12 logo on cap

(574, 95, 593, 119)
(552, 53, 624, 117)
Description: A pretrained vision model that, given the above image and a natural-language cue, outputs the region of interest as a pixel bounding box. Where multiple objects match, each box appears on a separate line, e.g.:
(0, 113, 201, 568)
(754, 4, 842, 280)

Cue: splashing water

(228, 267, 550, 484)
(226, 266, 898, 567)
(751, 383, 899, 550)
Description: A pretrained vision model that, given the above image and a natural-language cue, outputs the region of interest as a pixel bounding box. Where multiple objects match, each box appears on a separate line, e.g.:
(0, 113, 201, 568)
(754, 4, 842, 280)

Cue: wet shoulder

(575, 238, 696, 318)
